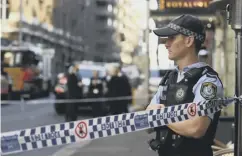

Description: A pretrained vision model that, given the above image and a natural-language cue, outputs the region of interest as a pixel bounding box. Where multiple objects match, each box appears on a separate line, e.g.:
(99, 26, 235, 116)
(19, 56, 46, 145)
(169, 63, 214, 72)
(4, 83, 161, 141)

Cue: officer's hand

(146, 104, 165, 110)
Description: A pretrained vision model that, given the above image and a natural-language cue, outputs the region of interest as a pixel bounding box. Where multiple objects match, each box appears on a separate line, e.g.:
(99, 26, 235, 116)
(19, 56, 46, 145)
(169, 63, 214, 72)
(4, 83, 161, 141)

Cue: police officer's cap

(153, 14, 206, 43)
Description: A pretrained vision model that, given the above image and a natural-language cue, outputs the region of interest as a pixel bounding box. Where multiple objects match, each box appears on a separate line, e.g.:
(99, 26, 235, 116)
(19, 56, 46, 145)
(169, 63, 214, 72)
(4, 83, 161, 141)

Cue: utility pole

(226, 0, 242, 155)
(18, 0, 23, 44)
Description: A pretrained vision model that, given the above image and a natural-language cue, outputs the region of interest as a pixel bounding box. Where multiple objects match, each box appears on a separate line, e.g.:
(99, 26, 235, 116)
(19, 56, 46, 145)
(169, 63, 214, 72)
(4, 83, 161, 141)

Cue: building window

(97, 29, 108, 35)
(71, 19, 77, 28)
(96, 15, 108, 24)
(107, 18, 112, 26)
(96, 0, 108, 7)
(39, 0, 43, 6)
(0, 0, 10, 20)
(32, 8, 37, 17)
(120, 33, 125, 41)
(95, 42, 108, 51)
(107, 4, 112, 12)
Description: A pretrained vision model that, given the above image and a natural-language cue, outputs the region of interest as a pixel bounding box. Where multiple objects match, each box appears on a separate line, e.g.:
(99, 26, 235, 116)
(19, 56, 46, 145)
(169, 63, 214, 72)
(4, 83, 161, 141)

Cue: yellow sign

(4, 67, 25, 91)
(160, 0, 211, 10)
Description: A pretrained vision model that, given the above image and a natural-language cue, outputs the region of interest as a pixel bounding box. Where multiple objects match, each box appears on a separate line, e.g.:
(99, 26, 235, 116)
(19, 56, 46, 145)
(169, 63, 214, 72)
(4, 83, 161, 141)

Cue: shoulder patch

(200, 82, 217, 100)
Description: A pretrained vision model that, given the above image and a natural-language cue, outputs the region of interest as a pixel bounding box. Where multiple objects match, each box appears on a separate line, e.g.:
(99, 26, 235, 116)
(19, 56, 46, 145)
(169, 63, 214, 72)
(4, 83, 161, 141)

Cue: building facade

(1, 0, 84, 75)
(1, 0, 146, 69)
(52, 0, 146, 63)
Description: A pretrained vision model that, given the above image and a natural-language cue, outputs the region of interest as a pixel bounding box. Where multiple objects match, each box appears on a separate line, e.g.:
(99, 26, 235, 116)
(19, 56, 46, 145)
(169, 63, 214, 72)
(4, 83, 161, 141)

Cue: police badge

(175, 88, 185, 102)
(200, 82, 217, 100)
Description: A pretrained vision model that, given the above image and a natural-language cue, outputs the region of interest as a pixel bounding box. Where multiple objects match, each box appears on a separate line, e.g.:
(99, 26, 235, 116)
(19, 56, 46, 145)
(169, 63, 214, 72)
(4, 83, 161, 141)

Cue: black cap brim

(153, 26, 179, 37)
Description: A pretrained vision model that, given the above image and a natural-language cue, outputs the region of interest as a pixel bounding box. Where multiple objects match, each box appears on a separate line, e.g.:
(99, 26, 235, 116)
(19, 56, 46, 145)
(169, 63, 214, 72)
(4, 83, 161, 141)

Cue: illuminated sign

(159, 0, 212, 10)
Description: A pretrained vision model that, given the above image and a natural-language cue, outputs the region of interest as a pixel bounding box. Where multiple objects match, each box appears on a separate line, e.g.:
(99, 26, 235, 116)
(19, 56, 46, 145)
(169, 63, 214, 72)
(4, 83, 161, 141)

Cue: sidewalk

(53, 85, 155, 156)
(71, 86, 157, 156)
(72, 131, 157, 156)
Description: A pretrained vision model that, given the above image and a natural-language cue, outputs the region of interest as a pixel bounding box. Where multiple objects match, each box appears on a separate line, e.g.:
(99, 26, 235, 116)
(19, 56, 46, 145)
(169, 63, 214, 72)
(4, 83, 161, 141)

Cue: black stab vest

(156, 66, 222, 156)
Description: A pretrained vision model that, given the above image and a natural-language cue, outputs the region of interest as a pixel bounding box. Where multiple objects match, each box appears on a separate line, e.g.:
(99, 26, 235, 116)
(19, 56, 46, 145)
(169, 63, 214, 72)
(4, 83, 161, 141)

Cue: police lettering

(1, 135, 18, 141)
(205, 101, 215, 109)
(30, 132, 61, 142)
(206, 100, 224, 109)
(156, 111, 177, 120)
(101, 121, 126, 130)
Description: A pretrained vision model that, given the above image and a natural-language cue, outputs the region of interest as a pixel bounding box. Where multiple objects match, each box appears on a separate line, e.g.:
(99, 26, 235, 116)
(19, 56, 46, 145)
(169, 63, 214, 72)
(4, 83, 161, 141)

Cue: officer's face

(165, 34, 190, 61)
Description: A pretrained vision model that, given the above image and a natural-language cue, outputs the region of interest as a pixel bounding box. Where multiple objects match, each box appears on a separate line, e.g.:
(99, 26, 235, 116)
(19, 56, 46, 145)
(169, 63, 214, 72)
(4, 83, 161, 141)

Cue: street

(1, 94, 92, 156)
(1, 87, 153, 156)
(1, 94, 63, 156)
(71, 131, 157, 156)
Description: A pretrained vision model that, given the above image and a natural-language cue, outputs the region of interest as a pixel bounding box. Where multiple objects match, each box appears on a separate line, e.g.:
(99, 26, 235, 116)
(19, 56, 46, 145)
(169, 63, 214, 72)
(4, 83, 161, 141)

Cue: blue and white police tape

(1, 96, 241, 155)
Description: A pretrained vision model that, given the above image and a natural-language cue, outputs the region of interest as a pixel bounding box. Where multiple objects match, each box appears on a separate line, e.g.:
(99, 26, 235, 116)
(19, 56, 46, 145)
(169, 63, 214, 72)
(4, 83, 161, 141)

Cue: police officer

(146, 14, 224, 156)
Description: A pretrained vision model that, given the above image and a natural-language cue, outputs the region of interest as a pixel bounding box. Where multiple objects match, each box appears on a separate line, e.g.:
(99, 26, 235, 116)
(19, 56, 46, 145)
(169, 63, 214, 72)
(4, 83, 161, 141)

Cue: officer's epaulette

(184, 66, 218, 79)
(201, 66, 218, 79)
(184, 68, 205, 78)
(205, 72, 218, 79)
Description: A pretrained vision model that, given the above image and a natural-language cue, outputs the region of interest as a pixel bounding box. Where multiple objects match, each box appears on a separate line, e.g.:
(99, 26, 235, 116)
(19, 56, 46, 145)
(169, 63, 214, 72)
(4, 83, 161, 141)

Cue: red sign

(187, 103, 197, 117)
(75, 121, 88, 139)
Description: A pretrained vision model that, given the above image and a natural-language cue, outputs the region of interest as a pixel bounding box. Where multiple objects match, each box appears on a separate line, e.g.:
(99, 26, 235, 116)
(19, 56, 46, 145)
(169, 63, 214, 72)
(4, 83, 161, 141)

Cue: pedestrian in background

(107, 66, 131, 114)
(88, 70, 104, 117)
(65, 63, 83, 122)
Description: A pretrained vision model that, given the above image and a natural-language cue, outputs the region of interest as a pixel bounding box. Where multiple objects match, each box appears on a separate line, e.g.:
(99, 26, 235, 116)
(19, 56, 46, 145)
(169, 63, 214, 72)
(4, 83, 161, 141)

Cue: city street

(1, 86, 152, 156)
(1, 94, 92, 156)
(71, 131, 157, 156)
(54, 86, 157, 156)
(1, 86, 235, 156)
(1, 95, 63, 156)
(1, 0, 242, 155)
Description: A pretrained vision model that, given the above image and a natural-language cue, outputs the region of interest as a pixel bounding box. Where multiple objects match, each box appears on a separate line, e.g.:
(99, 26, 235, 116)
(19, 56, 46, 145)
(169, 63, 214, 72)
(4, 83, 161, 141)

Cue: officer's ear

(184, 36, 195, 48)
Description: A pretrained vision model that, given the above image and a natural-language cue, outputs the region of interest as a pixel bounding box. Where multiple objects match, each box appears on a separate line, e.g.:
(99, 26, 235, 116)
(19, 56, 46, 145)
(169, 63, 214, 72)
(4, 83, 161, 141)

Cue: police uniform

(148, 15, 224, 156)
(148, 62, 223, 155)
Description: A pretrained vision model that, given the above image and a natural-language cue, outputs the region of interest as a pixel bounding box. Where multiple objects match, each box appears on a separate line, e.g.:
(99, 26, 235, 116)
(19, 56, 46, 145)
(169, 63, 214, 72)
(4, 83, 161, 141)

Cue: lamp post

(226, 0, 242, 155)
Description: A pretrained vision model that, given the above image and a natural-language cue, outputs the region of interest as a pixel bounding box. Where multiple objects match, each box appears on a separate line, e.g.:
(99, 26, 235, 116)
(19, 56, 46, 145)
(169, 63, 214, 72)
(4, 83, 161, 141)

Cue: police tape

(0, 95, 152, 105)
(1, 96, 241, 155)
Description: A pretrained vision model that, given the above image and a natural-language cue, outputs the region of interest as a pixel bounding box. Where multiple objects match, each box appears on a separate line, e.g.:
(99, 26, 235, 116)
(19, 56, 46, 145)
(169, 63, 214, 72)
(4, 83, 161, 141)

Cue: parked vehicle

(1, 43, 54, 100)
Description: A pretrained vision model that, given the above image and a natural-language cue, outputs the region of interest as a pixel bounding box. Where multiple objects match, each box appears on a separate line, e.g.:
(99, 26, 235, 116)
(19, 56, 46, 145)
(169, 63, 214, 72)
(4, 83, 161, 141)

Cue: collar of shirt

(174, 62, 208, 73)
(174, 62, 208, 82)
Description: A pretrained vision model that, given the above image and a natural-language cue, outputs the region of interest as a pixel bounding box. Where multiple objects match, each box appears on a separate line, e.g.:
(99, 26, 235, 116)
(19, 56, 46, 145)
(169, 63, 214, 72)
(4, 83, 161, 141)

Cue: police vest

(156, 66, 222, 156)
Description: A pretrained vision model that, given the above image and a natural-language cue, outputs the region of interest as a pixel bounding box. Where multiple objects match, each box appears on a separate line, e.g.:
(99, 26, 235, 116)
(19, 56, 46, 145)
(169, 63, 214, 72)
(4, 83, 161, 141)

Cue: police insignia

(200, 82, 217, 100)
(175, 88, 185, 102)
